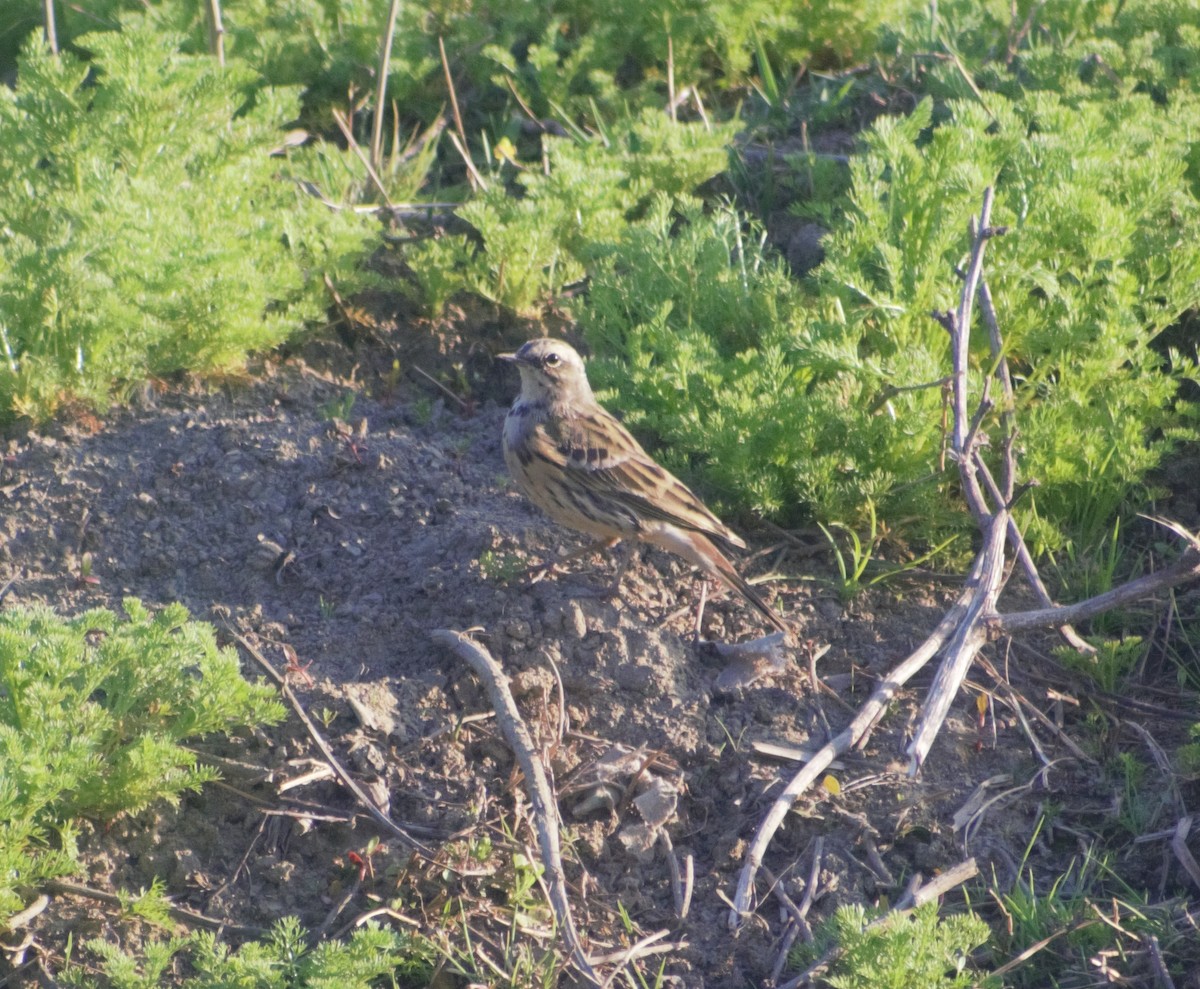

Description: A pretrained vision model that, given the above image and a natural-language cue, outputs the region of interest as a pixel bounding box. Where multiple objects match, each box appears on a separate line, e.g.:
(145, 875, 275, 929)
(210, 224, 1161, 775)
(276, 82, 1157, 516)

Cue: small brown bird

(499, 338, 789, 635)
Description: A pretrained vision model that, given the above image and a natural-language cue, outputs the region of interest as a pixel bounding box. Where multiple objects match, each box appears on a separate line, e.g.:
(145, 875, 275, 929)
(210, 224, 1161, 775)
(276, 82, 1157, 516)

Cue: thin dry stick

(994, 538, 1200, 634)
(587, 931, 680, 966)
(447, 129, 489, 191)
(661, 831, 692, 920)
(1171, 817, 1200, 891)
(371, 0, 403, 172)
(45, 880, 263, 936)
(232, 633, 436, 855)
(908, 189, 1009, 770)
(206, 0, 225, 66)
(1125, 719, 1183, 815)
(432, 629, 600, 987)
(798, 836, 824, 924)
(762, 866, 813, 941)
(769, 922, 803, 986)
(42, 0, 58, 54)
(596, 932, 678, 989)
(948, 190, 992, 471)
(1006, 0, 1048, 65)
(989, 918, 1098, 978)
(973, 268, 1093, 653)
(974, 655, 1093, 764)
(5, 895, 48, 931)
(666, 35, 676, 123)
(768, 844, 816, 984)
(680, 851, 694, 920)
(439, 37, 476, 190)
(974, 456, 1095, 654)
(314, 876, 363, 940)
(1144, 932, 1178, 989)
(906, 509, 1007, 771)
(330, 108, 395, 207)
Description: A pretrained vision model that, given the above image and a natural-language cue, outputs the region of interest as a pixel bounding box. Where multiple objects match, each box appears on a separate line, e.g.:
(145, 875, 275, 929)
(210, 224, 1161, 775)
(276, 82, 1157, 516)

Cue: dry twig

(205, 0, 225, 66)
(330, 108, 395, 207)
(432, 629, 600, 986)
(45, 880, 263, 936)
(42, 0, 58, 54)
(1171, 817, 1200, 891)
(232, 632, 436, 855)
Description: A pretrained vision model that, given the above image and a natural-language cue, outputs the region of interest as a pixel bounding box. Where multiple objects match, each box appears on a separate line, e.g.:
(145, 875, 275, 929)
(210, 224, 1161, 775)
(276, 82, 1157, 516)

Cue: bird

(499, 338, 789, 636)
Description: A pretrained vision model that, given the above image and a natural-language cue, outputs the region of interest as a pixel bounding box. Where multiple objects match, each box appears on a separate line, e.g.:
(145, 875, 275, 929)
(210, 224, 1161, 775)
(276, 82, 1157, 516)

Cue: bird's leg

(599, 539, 639, 598)
(524, 536, 622, 584)
(692, 578, 710, 642)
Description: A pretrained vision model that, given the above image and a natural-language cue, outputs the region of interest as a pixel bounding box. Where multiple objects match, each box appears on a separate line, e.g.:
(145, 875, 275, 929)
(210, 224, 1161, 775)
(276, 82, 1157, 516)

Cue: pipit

(499, 338, 789, 635)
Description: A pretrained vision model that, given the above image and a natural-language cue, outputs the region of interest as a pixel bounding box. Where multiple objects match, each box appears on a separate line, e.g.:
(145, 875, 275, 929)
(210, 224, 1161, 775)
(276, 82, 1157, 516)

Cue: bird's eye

(543, 353, 561, 368)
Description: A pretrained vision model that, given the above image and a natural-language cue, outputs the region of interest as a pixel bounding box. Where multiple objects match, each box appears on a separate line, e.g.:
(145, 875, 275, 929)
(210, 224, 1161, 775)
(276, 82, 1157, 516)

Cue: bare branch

(233, 633, 437, 854)
(729, 566, 977, 926)
(43, 0, 58, 54)
(906, 510, 1007, 772)
(993, 546, 1200, 634)
(1172, 817, 1200, 892)
(950, 187, 995, 453)
(432, 629, 600, 986)
(206, 0, 225, 66)
(732, 187, 1200, 935)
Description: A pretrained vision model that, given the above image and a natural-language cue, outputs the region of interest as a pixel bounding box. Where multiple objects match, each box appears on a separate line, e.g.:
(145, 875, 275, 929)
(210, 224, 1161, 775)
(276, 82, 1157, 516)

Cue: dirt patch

(1, 327, 1195, 986)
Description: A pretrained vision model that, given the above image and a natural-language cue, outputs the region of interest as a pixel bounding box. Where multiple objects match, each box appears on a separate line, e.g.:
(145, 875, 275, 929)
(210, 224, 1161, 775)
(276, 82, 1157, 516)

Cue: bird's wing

(530, 405, 746, 549)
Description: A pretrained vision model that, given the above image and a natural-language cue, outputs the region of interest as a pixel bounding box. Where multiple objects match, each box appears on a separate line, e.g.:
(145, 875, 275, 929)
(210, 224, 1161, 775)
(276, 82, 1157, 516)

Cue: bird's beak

(497, 352, 524, 365)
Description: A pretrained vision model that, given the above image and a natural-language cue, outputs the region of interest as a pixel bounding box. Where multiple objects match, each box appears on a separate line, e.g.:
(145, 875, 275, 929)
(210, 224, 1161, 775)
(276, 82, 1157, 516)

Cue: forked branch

(729, 187, 1200, 930)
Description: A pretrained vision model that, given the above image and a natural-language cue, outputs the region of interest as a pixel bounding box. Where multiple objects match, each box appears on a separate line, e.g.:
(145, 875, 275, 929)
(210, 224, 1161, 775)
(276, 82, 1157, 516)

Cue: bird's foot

(519, 537, 623, 586)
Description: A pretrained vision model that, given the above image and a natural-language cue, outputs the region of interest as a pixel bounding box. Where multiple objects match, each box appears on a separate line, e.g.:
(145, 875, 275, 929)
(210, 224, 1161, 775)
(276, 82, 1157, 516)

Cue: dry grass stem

(330, 108, 395, 206)
(42, 0, 58, 54)
(1171, 817, 1200, 890)
(371, 0, 403, 171)
(439, 37, 476, 190)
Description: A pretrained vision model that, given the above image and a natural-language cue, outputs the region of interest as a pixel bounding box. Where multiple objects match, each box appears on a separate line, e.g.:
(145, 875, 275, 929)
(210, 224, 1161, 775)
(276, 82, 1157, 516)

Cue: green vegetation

(0, 599, 284, 918)
(0, 21, 376, 423)
(0, 599, 440, 985)
(790, 902, 993, 989)
(577, 80, 1200, 552)
(1055, 637, 1146, 696)
(985, 825, 1200, 988)
(63, 916, 434, 988)
(405, 111, 739, 313)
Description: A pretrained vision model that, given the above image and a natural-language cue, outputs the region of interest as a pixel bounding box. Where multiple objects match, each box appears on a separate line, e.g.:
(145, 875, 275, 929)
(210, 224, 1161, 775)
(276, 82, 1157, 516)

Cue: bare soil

(2, 318, 1197, 987)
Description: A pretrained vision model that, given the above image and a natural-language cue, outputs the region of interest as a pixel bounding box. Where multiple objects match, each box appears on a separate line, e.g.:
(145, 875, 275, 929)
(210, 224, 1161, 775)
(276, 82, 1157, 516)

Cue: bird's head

(498, 339, 592, 404)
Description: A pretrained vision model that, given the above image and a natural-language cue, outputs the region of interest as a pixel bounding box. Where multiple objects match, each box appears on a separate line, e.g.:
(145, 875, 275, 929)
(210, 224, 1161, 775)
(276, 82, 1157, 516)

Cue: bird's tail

(652, 528, 791, 636)
(708, 546, 792, 637)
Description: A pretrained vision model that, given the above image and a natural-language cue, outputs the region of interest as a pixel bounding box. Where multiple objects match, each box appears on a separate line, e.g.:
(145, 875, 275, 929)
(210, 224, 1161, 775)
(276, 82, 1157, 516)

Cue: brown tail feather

(709, 549, 791, 636)
(650, 527, 790, 635)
